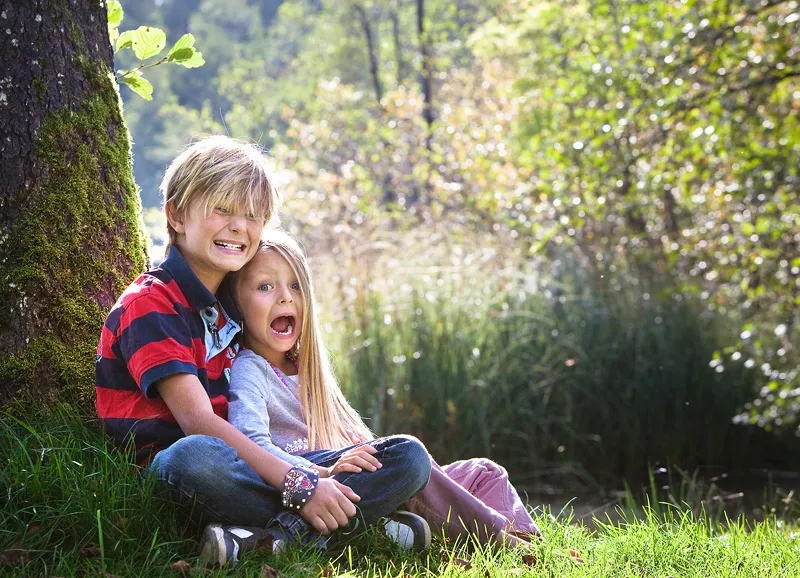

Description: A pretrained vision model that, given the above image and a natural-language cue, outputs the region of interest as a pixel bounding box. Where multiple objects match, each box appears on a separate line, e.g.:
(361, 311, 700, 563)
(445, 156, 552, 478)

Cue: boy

(95, 136, 431, 566)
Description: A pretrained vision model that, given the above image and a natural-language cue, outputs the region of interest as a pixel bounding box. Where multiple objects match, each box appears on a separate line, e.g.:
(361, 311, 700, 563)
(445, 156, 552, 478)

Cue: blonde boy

(95, 136, 361, 562)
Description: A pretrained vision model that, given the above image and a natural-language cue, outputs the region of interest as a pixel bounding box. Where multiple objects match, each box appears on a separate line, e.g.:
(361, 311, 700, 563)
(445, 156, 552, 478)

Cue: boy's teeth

(215, 241, 243, 250)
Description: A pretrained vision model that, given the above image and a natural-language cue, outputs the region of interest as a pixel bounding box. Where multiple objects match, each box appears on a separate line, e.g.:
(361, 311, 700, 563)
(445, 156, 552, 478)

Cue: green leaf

(116, 30, 134, 52)
(120, 71, 153, 101)
(168, 33, 196, 58)
(176, 50, 205, 69)
(106, 1, 123, 29)
(131, 26, 166, 60)
(168, 48, 194, 62)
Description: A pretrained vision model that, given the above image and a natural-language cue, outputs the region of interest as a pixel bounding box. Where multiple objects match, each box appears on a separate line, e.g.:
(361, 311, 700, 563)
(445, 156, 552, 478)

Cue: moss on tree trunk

(0, 1, 148, 407)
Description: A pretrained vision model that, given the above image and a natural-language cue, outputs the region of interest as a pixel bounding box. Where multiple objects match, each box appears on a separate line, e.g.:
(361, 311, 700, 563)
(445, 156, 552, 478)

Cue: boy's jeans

(147, 434, 431, 538)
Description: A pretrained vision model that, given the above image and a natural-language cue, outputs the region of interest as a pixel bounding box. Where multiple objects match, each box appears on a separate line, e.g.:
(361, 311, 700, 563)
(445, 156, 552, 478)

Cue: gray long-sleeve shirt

(228, 349, 314, 468)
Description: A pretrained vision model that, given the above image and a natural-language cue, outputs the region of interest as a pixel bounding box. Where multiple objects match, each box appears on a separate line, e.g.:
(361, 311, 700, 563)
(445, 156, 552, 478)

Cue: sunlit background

(119, 0, 799, 510)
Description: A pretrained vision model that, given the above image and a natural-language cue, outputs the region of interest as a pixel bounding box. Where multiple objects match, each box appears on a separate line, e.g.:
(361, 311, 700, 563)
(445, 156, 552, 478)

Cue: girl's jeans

(146, 434, 431, 538)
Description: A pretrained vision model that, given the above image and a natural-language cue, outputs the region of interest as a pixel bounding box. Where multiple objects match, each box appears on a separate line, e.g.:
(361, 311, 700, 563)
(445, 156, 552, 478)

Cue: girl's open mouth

(270, 315, 296, 336)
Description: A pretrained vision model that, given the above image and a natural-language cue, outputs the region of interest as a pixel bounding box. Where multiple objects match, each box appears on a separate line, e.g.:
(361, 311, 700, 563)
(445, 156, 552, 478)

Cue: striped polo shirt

(95, 246, 241, 463)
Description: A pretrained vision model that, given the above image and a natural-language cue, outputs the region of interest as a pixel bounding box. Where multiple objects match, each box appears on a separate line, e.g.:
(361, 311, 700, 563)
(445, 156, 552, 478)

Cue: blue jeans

(147, 434, 431, 538)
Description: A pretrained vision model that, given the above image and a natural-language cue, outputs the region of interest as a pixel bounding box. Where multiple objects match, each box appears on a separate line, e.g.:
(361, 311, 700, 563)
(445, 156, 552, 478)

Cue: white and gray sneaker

(198, 524, 285, 567)
(383, 510, 431, 549)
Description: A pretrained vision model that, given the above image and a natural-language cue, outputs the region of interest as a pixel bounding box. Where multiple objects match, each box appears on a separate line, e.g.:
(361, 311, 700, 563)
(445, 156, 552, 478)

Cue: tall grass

(314, 238, 797, 486)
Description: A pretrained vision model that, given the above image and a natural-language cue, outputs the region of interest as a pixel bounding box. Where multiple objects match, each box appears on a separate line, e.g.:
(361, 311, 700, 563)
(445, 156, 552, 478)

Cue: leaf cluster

(107, 0, 205, 100)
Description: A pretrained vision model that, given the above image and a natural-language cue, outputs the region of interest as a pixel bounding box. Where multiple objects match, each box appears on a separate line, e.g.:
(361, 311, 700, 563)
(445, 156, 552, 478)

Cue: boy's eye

(258, 283, 273, 291)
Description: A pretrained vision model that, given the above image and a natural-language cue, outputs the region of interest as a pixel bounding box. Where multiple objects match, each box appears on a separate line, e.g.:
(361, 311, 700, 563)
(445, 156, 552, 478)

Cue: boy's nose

(228, 214, 246, 231)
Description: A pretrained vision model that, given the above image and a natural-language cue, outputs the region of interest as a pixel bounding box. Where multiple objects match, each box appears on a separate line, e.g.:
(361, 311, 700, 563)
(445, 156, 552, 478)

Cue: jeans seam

(157, 474, 239, 526)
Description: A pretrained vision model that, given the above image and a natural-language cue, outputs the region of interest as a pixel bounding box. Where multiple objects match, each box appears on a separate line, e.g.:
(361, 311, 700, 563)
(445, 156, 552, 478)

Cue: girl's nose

(278, 288, 293, 304)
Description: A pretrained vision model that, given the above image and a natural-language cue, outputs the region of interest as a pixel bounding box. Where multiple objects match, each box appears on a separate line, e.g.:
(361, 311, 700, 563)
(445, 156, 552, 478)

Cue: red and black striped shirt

(95, 246, 241, 463)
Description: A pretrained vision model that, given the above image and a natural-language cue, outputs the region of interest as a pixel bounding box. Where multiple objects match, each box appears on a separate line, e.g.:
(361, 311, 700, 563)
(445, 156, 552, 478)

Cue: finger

(333, 463, 363, 475)
(333, 480, 361, 503)
(319, 510, 339, 533)
(337, 491, 358, 518)
(358, 453, 383, 469)
(346, 455, 379, 472)
(308, 515, 330, 535)
(330, 502, 350, 528)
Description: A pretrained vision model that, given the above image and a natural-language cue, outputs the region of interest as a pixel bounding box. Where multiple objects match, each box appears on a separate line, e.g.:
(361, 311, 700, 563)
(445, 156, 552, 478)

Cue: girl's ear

(165, 201, 186, 235)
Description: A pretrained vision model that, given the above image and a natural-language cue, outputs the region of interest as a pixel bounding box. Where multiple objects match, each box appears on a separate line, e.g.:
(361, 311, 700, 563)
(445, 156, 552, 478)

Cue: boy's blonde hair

(161, 135, 280, 245)
(238, 230, 373, 449)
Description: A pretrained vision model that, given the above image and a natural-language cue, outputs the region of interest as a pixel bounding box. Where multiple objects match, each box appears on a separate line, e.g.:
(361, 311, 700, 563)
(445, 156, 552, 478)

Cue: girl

(229, 230, 542, 548)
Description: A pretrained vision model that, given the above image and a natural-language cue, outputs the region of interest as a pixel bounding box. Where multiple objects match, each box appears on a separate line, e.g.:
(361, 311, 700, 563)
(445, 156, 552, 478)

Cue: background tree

(0, 0, 148, 405)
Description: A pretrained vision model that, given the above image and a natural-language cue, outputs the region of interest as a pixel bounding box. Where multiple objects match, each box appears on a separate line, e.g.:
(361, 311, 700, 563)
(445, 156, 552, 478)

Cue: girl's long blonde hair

(242, 230, 373, 449)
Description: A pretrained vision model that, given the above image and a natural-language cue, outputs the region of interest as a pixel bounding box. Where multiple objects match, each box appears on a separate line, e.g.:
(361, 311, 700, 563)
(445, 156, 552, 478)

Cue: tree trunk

(0, 0, 148, 407)
(414, 0, 434, 205)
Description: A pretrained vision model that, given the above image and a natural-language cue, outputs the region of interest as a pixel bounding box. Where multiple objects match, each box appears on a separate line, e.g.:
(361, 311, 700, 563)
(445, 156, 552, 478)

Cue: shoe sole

(198, 524, 227, 566)
(387, 510, 432, 549)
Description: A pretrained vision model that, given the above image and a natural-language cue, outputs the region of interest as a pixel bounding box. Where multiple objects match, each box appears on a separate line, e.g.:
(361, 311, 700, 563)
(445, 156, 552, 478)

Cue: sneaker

(383, 510, 431, 549)
(198, 524, 284, 567)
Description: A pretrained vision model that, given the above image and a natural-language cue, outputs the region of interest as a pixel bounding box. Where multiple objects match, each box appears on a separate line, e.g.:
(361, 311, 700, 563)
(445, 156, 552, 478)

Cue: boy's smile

(235, 249, 305, 374)
(168, 202, 263, 294)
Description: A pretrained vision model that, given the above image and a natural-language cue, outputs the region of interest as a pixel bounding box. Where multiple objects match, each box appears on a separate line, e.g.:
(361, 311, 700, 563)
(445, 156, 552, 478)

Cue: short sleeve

(116, 290, 198, 398)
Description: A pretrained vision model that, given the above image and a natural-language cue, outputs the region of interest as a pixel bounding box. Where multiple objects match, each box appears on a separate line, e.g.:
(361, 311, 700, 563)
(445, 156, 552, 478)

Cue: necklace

(267, 360, 298, 389)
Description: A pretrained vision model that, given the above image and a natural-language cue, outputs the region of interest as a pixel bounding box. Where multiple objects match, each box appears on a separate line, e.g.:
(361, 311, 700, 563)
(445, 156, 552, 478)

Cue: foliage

(122, 0, 798, 430)
(108, 1, 204, 101)
(2, 408, 800, 576)
(470, 0, 800, 429)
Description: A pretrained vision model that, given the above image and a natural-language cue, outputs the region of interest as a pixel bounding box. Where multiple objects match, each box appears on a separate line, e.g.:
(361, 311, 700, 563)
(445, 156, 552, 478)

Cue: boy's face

(169, 200, 264, 292)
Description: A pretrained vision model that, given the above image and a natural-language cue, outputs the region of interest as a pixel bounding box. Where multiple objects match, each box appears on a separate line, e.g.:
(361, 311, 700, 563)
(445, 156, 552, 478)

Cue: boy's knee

(384, 434, 432, 492)
(149, 435, 233, 488)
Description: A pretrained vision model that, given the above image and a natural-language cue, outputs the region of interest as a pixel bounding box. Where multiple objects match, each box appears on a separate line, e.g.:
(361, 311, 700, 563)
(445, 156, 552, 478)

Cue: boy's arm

(158, 373, 359, 534)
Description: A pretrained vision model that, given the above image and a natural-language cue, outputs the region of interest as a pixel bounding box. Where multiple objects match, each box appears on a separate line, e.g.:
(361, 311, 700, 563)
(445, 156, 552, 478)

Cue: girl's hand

(311, 464, 332, 478)
(330, 444, 382, 476)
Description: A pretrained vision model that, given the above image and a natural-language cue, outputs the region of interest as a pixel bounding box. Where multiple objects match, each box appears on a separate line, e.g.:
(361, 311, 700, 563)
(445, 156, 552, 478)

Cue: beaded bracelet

(281, 466, 319, 510)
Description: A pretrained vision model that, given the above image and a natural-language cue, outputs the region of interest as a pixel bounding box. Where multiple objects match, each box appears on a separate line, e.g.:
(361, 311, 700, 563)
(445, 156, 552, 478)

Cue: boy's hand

(301, 478, 360, 535)
(330, 444, 382, 475)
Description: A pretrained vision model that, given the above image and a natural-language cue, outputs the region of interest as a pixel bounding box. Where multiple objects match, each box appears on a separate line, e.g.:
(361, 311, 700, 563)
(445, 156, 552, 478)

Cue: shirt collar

(160, 246, 241, 322)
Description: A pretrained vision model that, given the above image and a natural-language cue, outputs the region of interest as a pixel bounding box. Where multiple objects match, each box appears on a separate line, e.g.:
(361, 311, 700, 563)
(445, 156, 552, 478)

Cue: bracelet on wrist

(281, 466, 319, 511)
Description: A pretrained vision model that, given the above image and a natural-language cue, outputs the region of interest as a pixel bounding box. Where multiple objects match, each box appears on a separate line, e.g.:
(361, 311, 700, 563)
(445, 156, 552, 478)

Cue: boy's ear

(165, 201, 186, 235)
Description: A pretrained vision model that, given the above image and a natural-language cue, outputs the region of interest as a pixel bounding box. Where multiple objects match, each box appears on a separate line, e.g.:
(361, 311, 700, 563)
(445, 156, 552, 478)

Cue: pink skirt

(404, 457, 540, 545)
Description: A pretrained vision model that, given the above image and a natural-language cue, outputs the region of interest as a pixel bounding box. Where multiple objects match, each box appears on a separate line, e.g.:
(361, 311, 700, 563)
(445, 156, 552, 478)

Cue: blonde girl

(229, 231, 543, 549)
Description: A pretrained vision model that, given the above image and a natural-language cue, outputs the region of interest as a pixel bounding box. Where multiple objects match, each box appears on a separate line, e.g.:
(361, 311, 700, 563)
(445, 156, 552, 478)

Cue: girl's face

(236, 248, 305, 371)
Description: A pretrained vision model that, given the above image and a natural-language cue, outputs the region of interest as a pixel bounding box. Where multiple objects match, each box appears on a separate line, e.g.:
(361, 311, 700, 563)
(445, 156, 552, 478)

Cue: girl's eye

(215, 206, 231, 214)
(291, 282, 301, 291)
(258, 283, 273, 292)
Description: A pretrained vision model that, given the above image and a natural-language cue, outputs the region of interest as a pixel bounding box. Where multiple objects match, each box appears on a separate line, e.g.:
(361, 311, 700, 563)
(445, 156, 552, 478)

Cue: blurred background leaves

(120, 0, 799, 487)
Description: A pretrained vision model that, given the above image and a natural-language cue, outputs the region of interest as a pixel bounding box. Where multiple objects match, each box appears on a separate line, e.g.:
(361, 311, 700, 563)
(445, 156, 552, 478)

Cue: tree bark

(414, 0, 434, 205)
(390, 1, 408, 85)
(354, 3, 383, 104)
(0, 0, 148, 406)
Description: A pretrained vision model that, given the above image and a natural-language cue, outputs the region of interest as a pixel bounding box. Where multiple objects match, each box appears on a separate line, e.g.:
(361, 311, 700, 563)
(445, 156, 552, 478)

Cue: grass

(2, 408, 800, 577)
